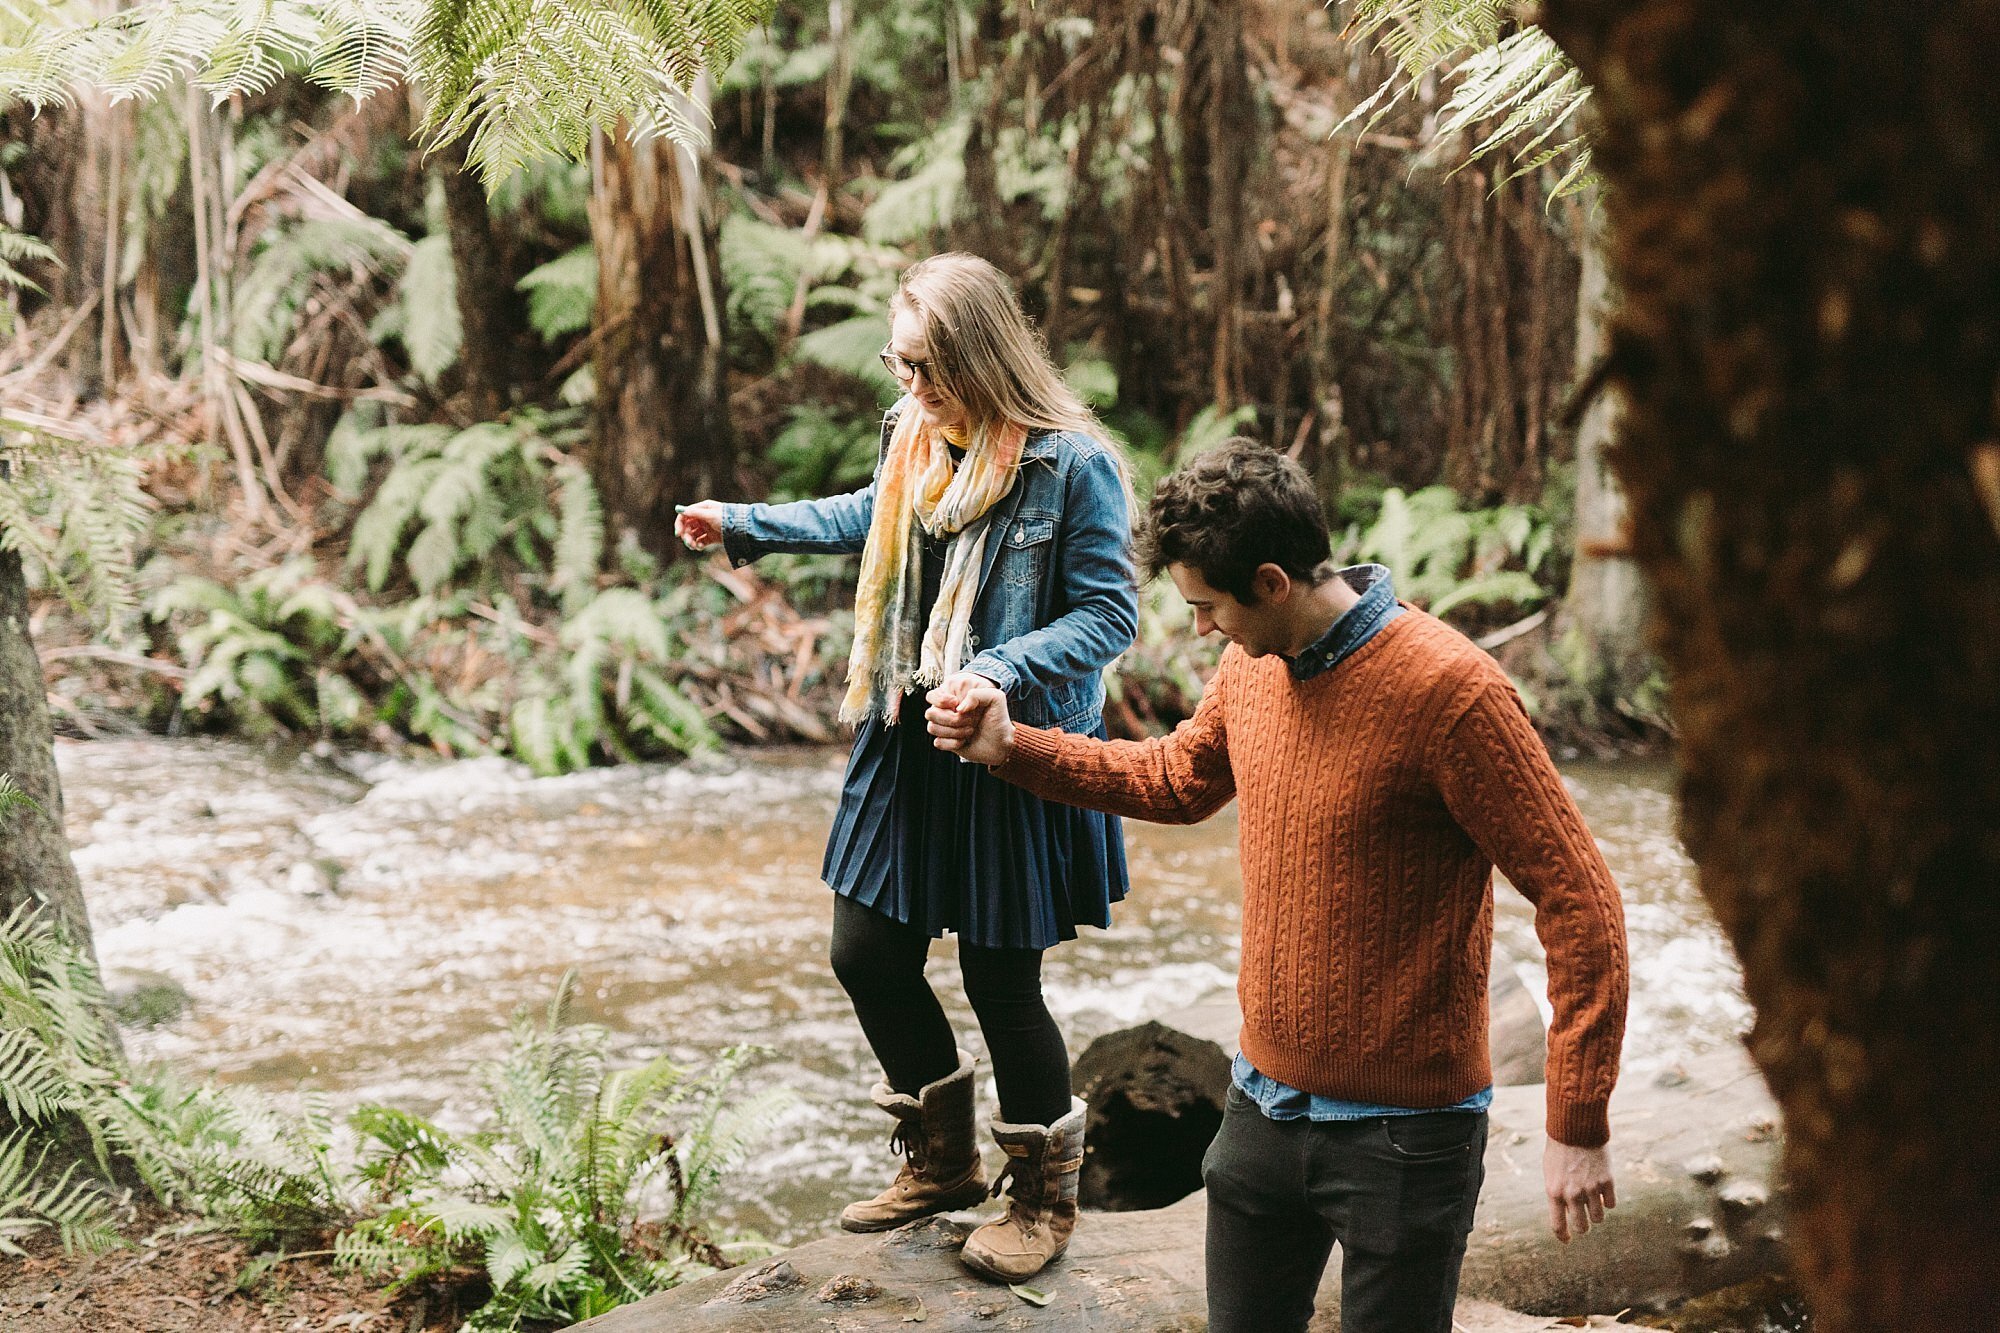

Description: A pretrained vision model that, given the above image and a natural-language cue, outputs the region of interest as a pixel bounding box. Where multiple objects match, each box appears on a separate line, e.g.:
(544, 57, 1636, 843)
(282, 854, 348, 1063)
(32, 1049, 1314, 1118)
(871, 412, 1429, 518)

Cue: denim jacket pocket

(999, 514, 1058, 585)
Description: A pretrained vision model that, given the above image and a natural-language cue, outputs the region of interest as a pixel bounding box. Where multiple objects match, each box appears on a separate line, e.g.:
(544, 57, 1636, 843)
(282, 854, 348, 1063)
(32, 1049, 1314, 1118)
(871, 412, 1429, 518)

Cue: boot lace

(988, 1154, 1042, 1234)
(889, 1119, 930, 1174)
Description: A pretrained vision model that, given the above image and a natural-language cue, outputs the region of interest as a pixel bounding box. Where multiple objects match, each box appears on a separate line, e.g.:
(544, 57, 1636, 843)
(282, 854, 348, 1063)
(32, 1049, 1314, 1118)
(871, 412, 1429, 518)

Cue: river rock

(104, 966, 193, 1027)
(1075, 965, 1548, 1211)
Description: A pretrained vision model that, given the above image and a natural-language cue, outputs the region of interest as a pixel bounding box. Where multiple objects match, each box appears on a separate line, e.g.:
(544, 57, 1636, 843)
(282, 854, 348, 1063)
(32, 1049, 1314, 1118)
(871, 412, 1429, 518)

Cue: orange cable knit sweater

(997, 608, 1629, 1146)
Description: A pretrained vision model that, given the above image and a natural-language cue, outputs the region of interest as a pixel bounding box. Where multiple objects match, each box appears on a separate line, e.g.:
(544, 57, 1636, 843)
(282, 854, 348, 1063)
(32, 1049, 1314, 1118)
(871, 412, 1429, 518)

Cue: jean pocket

(1224, 1082, 1253, 1113)
(1379, 1111, 1482, 1162)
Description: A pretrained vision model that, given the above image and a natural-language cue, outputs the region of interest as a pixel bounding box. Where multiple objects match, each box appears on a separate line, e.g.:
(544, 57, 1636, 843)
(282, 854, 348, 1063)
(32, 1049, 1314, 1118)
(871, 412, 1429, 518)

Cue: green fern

(1343, 485, 1553, 617)
(0, 223, 57, 338)
(4, 0, 773, 190)
(400, 232, 464, 382)
(0, 432, 156, 627)
(0, 1132, 121, 1258)
(339, 971, 786, 1327)
(861, 114, 969, 246)
(232, 215, 411, 366)
(1339, 0, 1592, 198)
(516, 244, 597, 342)
(791, 313, 898, 399)
(0, 773, 39, 818)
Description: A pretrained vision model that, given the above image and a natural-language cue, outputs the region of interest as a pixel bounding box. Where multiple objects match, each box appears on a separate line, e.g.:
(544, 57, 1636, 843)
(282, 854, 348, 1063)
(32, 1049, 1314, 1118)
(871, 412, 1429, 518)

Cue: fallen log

(574, 1049, 1782, 1331)
(573, 1199, 1630, 1332)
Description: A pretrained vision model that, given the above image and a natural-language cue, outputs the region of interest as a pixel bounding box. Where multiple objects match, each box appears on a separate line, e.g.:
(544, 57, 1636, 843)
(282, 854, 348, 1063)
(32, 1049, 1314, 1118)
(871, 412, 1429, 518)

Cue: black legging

(829, 894, 1072, 1127)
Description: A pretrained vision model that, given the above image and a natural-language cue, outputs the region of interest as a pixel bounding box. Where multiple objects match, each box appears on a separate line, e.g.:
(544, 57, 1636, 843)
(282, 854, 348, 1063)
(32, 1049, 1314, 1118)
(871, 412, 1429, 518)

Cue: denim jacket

(719, 403, 1137, 732)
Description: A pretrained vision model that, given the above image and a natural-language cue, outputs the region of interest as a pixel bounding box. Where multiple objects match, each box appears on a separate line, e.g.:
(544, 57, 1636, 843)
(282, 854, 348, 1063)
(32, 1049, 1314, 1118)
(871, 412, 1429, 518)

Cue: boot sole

(838, 1185, 990, 1234)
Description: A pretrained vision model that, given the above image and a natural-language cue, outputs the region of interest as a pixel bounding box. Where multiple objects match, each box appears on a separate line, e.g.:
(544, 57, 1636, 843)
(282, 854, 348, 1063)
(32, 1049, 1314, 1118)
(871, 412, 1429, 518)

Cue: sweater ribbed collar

(1286, 563, 1401, 681)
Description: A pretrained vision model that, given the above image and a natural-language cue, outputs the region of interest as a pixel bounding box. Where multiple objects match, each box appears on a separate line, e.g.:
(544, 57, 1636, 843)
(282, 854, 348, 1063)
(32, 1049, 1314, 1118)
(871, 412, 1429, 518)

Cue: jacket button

(967, 634, 980, 648)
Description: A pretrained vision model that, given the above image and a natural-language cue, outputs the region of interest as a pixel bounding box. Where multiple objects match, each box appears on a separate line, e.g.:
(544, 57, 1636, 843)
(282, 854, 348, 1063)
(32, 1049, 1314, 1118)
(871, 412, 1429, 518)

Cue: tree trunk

(1534, 3, 2000, 1327)
(433, 135, 527, 421)
(1551, 201, 1654, 729)
(0, 546, 101, 963)
(588, 122, 737, 559)
(570, 1051, 1780, 1331)
(8, 98, 114, 396)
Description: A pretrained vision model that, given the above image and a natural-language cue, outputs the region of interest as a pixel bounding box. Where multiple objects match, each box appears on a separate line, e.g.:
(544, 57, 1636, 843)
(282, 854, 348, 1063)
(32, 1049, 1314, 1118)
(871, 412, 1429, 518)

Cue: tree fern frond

(400, 232, 463, 382)
(516, 244, 596, 342)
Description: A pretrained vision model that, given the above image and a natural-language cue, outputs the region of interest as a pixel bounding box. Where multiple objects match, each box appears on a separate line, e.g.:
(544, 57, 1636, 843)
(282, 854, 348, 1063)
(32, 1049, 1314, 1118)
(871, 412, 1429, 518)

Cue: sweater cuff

(994, 722, 1062, 781)
(1546, 1093, 1611, 1149)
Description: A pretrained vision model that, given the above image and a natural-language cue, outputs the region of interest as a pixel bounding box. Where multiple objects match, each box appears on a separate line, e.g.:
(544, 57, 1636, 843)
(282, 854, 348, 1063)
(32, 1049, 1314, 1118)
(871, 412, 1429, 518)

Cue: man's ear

(1252, 563, 1293, 605)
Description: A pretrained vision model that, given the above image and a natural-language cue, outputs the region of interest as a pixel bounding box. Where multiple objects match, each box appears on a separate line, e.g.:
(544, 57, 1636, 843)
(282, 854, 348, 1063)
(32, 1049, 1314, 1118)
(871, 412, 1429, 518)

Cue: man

(925, 439, 1628, 1333)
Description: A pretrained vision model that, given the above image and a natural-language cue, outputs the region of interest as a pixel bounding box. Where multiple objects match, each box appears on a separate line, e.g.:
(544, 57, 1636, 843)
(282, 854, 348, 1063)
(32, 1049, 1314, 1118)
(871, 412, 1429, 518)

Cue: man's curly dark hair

(1136, 438, 1334, 602)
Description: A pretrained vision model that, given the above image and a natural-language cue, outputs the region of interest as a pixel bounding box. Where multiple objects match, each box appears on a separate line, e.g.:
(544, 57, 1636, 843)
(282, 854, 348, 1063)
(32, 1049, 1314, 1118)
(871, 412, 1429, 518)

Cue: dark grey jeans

(1201, 1084, 1488, 1333)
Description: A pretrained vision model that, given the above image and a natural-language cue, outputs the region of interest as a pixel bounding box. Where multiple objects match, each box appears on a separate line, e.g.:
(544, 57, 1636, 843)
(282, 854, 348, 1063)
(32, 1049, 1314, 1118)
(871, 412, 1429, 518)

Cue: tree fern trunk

(0, 545, 104, 976)
(434, 134, 527, 422)
(587, 129, 738, 558)
(1538, 2, 2000, 1326)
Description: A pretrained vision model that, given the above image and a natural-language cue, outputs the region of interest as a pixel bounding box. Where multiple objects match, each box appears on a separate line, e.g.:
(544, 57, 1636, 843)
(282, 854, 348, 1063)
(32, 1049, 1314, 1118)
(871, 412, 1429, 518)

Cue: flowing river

(58, 737, 1749, 1246)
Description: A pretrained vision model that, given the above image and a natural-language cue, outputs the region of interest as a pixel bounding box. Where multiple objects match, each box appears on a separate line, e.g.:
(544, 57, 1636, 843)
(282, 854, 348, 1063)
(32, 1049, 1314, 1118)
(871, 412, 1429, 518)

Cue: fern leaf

(516, 244, 596, 342)
(401, 233, 463, 382)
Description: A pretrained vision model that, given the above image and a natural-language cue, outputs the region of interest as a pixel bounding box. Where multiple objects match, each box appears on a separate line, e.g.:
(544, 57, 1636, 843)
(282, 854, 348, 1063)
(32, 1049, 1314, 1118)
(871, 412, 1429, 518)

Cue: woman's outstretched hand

(675, 501, 727, 552)
(925, 672, 1015, 766)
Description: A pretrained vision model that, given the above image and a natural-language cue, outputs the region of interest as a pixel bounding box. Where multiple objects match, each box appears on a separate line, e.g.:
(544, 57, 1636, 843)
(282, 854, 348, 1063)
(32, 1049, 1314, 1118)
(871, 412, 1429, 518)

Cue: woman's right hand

(675, 501, 727, 552)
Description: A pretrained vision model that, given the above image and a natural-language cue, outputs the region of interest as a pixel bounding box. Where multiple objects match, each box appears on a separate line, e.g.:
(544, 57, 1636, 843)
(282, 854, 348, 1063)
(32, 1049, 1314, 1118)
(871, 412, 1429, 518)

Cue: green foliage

(340, 412, 579, 596)
(0, 431, 157, 625)
(151, 559, 363, 736)
(1341, 485, 1553, 618)
(516, 244, 596, 343)
(400, 233, 464, 383)
(0, 222, 57, 338)
(338, 973, 786, 1328)
(791, 314, 897, 400)
(1340, 0, 1592, 198)
(2, 0, 774, 190)
(862, 115, 970, 246)
(0, 773, 37, 817)
(766, 404, 878, 501)
(233, 215, 411, 365)
(0, 904, 125, 1257)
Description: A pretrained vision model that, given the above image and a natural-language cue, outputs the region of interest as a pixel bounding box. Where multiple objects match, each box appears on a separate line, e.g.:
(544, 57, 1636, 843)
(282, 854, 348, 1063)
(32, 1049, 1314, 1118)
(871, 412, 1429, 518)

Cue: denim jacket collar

(1287, 564, 1401, 682)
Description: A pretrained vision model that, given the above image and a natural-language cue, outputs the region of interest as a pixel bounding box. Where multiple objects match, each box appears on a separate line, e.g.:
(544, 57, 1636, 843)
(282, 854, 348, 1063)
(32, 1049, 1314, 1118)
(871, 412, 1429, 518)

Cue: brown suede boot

(959, 1098, 1086, 1282)
(838, 1052, 988, 1233)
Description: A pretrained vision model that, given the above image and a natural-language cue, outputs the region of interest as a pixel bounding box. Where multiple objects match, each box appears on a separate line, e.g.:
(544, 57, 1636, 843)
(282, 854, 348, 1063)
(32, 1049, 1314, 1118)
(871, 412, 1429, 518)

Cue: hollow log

(575, 1050, 1780, 1331)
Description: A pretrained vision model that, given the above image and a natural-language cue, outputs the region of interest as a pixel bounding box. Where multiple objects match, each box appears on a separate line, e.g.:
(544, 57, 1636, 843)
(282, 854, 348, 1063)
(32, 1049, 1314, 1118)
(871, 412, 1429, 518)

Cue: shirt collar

(1287, 564, 1402, 681)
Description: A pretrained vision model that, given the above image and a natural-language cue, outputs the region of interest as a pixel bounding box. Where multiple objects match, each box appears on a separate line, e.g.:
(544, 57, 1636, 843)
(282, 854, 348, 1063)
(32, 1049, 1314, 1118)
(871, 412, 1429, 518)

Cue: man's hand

(925, 672, 1014, 766)
(1544, 1139, 1616, 1243)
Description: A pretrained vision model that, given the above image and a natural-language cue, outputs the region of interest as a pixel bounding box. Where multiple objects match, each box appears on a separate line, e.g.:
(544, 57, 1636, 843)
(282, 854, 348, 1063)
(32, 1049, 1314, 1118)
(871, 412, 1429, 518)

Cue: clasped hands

(924, 672, 1016, 766)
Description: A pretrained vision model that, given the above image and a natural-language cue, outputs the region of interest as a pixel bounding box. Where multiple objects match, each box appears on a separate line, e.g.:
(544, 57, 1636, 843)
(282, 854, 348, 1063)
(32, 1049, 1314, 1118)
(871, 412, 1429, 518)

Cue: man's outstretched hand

(925, 672, 1015, 766)
(1544, 1139, 1617, 1243)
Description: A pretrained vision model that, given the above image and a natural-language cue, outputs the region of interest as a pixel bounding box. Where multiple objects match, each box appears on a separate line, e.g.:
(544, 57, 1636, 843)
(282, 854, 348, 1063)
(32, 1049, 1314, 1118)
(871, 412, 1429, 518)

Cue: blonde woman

(675, 253, 1135, 1281)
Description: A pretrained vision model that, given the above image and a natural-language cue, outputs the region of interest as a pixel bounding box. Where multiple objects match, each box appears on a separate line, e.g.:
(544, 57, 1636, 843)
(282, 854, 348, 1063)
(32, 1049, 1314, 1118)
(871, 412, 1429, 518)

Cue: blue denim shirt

(719, 401, 1137, 732)
(1234, 563, 1493, 1122)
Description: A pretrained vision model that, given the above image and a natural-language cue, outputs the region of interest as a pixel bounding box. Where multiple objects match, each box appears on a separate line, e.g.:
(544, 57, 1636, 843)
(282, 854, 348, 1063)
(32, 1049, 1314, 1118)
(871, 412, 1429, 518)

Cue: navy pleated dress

(821, 527, 1130, 952)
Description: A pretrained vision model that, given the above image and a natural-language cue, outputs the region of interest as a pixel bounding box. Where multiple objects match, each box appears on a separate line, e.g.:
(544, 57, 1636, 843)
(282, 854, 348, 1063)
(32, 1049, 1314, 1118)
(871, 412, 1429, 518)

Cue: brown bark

(1534, 3, 2000, 1327)
(0, 545, 101, 962)
(7, 98, 114, 395)
(432, 135, 527, 421)
(588, 127, 738, 558)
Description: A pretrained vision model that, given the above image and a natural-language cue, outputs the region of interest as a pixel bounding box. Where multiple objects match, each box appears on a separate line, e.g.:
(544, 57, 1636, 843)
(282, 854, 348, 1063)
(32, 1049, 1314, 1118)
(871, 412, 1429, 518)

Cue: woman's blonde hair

(893, 253, 1113, 452)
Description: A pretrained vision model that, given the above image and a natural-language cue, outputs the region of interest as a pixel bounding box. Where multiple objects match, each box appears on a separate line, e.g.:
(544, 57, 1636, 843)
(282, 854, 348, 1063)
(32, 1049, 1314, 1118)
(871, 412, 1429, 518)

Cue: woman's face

(888, 306, 968, 431)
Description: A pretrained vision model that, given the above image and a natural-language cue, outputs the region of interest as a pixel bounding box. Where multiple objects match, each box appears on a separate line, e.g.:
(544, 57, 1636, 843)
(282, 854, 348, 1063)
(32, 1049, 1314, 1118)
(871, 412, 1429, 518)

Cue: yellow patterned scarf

(841, 402, 1028, 724)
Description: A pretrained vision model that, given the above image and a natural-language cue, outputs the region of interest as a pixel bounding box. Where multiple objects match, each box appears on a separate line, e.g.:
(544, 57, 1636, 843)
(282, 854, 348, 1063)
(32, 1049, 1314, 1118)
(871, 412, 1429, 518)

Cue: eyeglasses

(878, 346, 938, 385)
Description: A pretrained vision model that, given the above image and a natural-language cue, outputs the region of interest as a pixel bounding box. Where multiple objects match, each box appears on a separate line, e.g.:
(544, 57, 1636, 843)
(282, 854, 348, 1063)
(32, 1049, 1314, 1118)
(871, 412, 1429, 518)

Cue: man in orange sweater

(926, 440, 1628, 1333)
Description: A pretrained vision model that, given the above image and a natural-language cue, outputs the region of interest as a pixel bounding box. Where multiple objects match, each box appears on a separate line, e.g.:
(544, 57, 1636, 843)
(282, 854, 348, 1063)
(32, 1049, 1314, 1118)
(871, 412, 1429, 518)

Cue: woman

(675, 253, 1135, 1282)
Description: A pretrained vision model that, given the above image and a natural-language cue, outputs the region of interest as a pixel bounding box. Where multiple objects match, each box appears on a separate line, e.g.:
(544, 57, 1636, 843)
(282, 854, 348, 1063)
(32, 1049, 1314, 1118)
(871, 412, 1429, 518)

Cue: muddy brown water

(59, 737, 1746, 1246)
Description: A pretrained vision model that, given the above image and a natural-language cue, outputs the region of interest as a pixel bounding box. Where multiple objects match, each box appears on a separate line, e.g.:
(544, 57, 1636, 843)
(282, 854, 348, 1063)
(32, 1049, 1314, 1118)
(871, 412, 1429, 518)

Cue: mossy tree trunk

(588, 123, 737, 560)
(0, 547, 102, 967)
(1537, 3, 2000, 1326)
